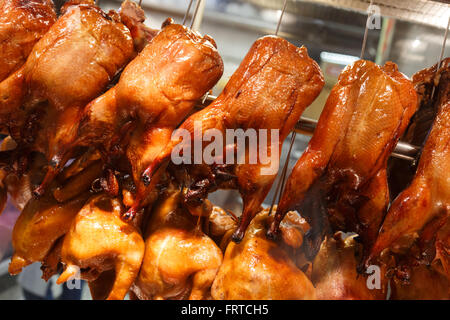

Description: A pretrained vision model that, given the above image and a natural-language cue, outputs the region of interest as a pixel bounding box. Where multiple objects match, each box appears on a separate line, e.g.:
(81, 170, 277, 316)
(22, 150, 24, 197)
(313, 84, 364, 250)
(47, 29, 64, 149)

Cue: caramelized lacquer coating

(390, 265, 449, 300)
(78, 22, 223, 215)
(0, 0, 56, 83)
(1, 1, 133, 131)
(8, 157, 101, 274)
(132, 190, 222, 300)
(0, 1, 134, 196)
(57, 194, 145, 300)
(368, 62, 450, 274)
(312, 233, 387, 300)
(145, 36, 324, 241)
(0, 137, 46, 213)
(268, 60, 417, 259)
(388, 59, 450, 199)
(211, 209, 316, 300)
(8, 192, 90, 275)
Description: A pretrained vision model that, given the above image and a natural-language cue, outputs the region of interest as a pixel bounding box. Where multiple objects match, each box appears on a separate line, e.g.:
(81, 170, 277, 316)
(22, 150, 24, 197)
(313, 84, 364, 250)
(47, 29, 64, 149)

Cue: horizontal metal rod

(200, 94, 420, 162)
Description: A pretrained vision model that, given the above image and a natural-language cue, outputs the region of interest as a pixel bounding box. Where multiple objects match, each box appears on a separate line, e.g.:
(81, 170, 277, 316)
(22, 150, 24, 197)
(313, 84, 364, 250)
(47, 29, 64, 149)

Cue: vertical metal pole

(267, 0, 290, 216)
(360, 0, 374, 59)
(190, 0, 205, 31)
(430, 16, 450, 100)
(275, 0, 288, 36)
(182, 0, 195, 25)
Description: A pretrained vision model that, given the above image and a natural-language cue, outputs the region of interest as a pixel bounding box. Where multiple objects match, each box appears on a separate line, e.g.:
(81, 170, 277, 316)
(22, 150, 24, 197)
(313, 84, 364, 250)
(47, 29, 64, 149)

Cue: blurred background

(0, 0, 449, 299)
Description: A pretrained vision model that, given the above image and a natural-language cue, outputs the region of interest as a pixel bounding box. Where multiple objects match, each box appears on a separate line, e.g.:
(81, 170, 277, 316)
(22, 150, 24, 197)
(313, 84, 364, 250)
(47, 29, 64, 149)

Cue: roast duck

(1, 0, 449, 300)
(267, 60, 418, 264)
(366, 59, 450, 295)
(141, 35, 324, 243)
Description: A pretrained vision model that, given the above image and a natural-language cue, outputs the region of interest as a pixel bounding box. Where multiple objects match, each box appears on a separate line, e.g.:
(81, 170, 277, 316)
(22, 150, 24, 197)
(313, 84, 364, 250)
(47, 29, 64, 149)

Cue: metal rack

(185, 0, 448, 164)
(246, 0, 450, 29)
(115, 1, 449, 161)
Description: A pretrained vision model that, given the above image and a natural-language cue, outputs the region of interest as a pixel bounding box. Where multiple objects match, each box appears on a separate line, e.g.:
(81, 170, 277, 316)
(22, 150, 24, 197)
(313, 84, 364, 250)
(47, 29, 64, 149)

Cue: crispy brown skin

(144, 35, 324, 241)
(0, 1, 135, 197)
(268, 60, 418, 262)
(0, 0, 56, 83)
(7, 157, 103, 275)
(367, 61, 450, 279)
(211, 208, 316, 300)
(76, 21, 224, 217)
(118, 0, 158, 52)
(8, 191, 90, 275)
(312, 233, 387, 300)
(57, 193, 145, 300)
(132, 190, 222, 300)
(390, 265, 450, 300)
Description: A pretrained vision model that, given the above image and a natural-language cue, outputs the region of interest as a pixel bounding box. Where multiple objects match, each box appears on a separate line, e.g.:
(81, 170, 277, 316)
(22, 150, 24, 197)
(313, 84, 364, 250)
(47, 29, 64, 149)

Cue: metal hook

(268, 130, 296, 216)
(190, 0, 203, 29)
(430, 15, 450, 100)
(275, 0, 288, 37)
(182, 0, 195, 26)
(360, 0, 374, 59)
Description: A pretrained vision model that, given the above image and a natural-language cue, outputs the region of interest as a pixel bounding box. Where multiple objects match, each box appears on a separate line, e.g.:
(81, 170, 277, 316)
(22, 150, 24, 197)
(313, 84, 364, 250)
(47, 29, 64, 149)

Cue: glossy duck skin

(77, 21, 223, 217)
(390, 265, 449, 300)
(143, 36, 324, 242)
(312, 233, 387, 300)
(0, 136, 40, 214)
(8, 191, 90, 275)
(367, 61, 450, 274)
(388, 58, 450, 199)
(0, 0, 56, 83)
(132, 190, 222, 300)
(211, 208, 316, 300)
(1, 150, 47, 212)
(268, 60, 418, 261)
(57, 194, 145, 300)
(7, 159, 101, 275)
(0, 1, 134, 194)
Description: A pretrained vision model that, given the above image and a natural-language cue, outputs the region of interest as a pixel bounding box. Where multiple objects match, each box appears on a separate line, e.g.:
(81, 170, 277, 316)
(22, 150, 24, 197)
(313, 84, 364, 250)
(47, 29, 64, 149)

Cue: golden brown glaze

(207, 205, 238, 247)
(144, 36, 324, 242)
(390, 265, 449, 300)
(434, 218, 450, 280)
(268, 60, 417, 261)
(0, 0, 56, 83)
(57, 193, 145, 300)
(132, 189, 222, 300)
(8, 191, 90, 275)
(388, 58, 450, 199)
(0, 1, 135, 197)
(8, 156, 101, 274)
(118, 0, 158, 52)
(312, 233, 387, 300)
(76, 21, 223, 218)
(368, 61, 450, 277)
(211, 208, 316, 300)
